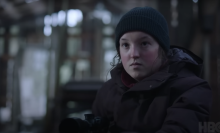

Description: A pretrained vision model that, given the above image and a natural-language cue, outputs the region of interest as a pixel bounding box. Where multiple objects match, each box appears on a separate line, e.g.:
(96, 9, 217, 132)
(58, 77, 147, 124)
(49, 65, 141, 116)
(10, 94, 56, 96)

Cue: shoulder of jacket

(168, 75, 210, 99)
(170, 75, 207, 89)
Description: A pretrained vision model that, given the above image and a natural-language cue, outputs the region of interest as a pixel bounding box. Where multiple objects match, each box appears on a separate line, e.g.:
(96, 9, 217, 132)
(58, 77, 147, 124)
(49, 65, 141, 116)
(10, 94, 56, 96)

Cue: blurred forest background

(0, 0, 220, 133)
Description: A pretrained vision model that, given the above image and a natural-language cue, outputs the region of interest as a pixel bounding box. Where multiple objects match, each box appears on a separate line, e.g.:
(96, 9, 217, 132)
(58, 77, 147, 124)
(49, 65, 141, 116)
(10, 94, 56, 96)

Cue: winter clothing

(115, 7, 170, 53)
(92, 46, 212, 133)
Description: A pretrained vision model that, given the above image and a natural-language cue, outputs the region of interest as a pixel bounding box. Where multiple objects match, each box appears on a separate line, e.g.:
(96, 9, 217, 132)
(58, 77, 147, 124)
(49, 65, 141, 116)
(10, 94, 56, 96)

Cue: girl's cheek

(143, 51, 158, 63)
(121, 55, 128, 65)
(120, 52, 128, 64)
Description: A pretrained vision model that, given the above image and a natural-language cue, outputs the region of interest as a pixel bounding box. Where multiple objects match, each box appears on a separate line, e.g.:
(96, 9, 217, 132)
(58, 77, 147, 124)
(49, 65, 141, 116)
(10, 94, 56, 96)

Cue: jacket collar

(110, 63, 128, 91)
(121, 69, 137, 88)
(127, 65, 175, 92)
(110, 63, 175, 92)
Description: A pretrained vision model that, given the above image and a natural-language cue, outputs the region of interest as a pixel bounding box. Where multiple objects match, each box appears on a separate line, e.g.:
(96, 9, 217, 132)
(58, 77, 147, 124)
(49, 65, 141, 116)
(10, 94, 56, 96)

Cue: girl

(92, 6, 212, 133)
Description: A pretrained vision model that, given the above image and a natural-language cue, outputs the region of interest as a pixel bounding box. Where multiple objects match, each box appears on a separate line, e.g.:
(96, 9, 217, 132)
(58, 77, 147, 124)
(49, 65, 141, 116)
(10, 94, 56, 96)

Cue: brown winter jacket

(92, 46, 212, 133)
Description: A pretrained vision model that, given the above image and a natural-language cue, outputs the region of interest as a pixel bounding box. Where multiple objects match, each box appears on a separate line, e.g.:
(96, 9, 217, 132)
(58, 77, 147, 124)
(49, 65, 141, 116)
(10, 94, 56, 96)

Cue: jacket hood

(167, 45, 203, 77)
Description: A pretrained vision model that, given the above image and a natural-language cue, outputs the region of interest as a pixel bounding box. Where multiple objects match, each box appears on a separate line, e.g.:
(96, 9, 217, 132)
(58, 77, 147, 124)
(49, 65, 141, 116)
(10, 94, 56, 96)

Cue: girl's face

(119, 31, 162, 81)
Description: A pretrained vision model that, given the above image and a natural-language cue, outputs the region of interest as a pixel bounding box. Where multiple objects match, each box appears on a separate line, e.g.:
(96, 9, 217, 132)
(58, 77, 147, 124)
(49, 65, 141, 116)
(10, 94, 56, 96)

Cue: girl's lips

(130, 63, 141, 66)
(130, 63, 142, 68)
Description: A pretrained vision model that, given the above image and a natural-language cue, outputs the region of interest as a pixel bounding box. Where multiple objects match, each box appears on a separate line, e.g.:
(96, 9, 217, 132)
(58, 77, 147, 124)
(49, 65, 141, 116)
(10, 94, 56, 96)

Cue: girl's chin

(130, 72, 151, 81)
(131, 74, 144, 81)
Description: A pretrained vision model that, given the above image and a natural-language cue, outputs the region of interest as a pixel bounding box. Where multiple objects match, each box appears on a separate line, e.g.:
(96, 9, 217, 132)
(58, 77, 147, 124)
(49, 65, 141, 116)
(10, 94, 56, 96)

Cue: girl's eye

(141, 42, 149, 46)
(122, 43, 129, 48)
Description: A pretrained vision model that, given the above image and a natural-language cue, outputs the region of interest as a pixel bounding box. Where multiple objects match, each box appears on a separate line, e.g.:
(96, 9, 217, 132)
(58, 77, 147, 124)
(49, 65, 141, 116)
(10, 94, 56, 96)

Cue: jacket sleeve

(155, 81, 212, 133)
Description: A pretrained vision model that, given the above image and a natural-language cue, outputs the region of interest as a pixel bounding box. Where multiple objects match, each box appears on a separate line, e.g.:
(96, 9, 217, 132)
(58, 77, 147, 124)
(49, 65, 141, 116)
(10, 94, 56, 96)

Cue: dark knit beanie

(115, 6, 170, 53)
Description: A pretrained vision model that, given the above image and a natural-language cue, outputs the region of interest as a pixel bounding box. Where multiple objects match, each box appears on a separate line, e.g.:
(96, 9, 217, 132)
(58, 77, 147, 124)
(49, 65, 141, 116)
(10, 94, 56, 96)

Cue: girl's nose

(130, 46, 140, 58)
